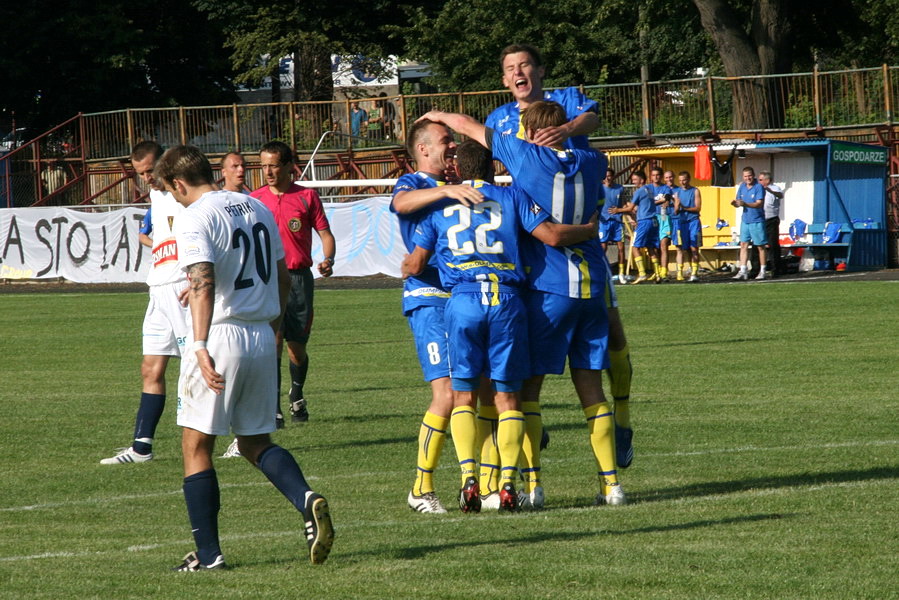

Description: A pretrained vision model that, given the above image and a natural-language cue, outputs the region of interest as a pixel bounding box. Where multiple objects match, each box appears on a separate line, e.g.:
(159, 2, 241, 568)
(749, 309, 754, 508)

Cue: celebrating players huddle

(395, 44, 634, 515)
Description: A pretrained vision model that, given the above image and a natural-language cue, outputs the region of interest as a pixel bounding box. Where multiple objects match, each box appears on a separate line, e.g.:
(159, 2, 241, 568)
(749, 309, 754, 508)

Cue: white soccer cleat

(480, 492, 501, 510)
(596, 484, 627, 506)
(689, 274, 699, 282)
(755, 271, 767, 280)
(100, 446, 153, 465)
(732, 271, 748, 281)
(518, 486, 544, 510)
(407, 491, 447, 514)
(221, 438, 241, 458)
(618, 273, 627, 285)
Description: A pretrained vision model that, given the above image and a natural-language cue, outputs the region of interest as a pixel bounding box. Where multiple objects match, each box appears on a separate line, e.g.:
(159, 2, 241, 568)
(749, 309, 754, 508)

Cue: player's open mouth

(516, 78, 529, 89)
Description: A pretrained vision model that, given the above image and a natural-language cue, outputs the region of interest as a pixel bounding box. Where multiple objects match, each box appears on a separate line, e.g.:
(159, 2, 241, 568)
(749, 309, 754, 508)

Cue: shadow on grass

(344, 513, 792, 562)
(631, 466, 899, 504)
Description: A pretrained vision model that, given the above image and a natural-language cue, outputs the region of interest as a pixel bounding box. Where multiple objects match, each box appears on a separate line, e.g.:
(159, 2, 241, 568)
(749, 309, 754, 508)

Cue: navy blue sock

(183, 469, 222, 566)
(132, 393, 165, 453)
(276, 357, 283, 415)
(289, 358, 308, 403)
(257, 445, 311, 514)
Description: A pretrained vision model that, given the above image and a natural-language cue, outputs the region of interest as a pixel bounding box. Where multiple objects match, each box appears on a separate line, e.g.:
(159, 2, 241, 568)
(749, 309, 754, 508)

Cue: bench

(785, 222, 883, 270)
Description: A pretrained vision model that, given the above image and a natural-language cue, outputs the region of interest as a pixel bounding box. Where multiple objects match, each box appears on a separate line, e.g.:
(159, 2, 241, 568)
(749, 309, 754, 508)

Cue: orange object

(836, 262, 847, 271)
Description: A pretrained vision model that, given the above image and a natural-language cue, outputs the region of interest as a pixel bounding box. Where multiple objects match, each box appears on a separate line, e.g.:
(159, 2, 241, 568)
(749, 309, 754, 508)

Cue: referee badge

(288, 217, 302, 232)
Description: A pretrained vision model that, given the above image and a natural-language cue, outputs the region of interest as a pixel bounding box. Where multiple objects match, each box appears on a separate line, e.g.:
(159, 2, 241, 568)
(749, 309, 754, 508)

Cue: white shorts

(142, 280, 190, 356)
(177, 321, 278, 437)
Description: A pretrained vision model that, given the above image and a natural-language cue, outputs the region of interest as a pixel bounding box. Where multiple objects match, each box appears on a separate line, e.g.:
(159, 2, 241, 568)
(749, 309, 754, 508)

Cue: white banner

(0, 196, 405, 283)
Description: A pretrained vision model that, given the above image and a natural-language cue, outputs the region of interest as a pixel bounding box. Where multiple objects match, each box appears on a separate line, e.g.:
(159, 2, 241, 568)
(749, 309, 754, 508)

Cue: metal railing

(5, 65, 899, 209)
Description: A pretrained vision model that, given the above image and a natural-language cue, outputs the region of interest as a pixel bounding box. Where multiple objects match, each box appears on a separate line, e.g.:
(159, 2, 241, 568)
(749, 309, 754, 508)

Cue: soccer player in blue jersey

(613, 170, 660, 286)
(673, 171, 703, 282)
(485, 44, 635, 471)
(601, 168, 627, 285)
(391, 119, 484, 514)
(732, 166, 768, 280)
(486, 44, 599, 150)
(402, 140, 599, 512)
(648, 167, 675, 281)
(420, 102, 627, 507)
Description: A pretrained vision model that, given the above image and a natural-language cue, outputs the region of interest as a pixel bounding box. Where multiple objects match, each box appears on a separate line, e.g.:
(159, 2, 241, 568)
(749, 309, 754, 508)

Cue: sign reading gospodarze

(0, 197, 406, 283)
(831, 142, 888, 165)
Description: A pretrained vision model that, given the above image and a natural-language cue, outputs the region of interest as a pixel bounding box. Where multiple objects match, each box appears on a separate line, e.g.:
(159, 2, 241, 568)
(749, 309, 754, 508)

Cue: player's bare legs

(570, 368, 625, 505)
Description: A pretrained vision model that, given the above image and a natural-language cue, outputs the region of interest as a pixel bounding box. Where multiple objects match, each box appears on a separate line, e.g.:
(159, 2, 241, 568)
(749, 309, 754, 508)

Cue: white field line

(1, 476, 896, 564)
(2, 439, 896, 515)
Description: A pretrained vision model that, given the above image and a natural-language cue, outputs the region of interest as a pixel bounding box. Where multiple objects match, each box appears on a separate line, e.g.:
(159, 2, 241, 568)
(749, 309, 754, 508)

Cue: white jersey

(146, 189, 187, 287)
(175, 190, 285, 325)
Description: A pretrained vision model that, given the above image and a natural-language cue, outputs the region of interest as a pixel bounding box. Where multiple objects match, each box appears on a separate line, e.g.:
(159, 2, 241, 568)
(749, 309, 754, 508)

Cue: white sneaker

(221, 438, 241, 458)
(480, 492, 501, 510)
(688, 274, 699, 282)
(618, 273, 627, 285)
(407, 491, 447, 514)
(100, 446, 153, 465)
(732, 271, 748, 281)
(755, 271, 767, 280)
(595, 484, 627, 506)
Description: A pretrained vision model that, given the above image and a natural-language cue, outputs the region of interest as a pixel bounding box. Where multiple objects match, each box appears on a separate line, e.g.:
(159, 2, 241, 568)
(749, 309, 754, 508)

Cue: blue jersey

(650, 183, 674, 216)
(140, 207, 152, 235)
(412, 180, 548, 291)
(601, 184, 623, 223)
(391, 171, 452, 314)
(676, 186, 700, 222)
(489, 129, 608, 300)
(736, 181, 766, 224)
(485, 87, 598, 150)
(632, 185, 656, 221)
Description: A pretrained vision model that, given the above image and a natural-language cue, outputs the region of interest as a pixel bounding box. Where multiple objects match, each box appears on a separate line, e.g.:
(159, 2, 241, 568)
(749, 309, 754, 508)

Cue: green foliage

(0, 282, 897, 598)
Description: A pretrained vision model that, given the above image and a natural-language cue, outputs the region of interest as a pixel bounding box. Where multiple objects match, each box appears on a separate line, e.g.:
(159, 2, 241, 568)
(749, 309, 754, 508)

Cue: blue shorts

(677, 219, 703, 248)
(445, 289, 529, 383)
(605, 266, 619, 309)
(633, 218, 659, 249)
(599, 220, 622, 244)
(740, 222, 768, 245)
(407, 304, 450, 382)
(526, 291, 609, 375)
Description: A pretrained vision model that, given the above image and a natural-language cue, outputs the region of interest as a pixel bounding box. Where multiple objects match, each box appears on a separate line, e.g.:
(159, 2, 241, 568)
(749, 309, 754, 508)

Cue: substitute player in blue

(732, 166, 768, 280)
(673, 171, 703, 282)
(614, 170, 660, 285)
(485, 44, 636, 472)
(402, 140, 599, 512)
(391, 119, 485, 514)
(601, 168, 627, 285)
(420, 103, 626, 507)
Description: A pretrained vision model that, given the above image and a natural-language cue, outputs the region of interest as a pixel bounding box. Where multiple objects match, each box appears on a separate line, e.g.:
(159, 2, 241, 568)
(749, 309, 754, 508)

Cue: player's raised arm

(418, 111, 488, 148)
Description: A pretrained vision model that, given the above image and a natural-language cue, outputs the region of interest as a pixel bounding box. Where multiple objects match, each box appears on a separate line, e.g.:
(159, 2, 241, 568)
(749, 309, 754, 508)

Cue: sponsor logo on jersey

(288, 217, 302, 232)
(152, 238, 178, 266)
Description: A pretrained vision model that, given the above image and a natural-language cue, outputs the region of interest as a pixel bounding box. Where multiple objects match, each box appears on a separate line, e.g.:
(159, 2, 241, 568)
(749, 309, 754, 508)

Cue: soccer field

(0, 281, 896, 599)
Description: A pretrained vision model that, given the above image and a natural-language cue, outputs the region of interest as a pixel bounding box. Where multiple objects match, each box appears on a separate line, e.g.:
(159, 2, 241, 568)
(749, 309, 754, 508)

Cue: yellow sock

(412, 411, 448, 496)
(451, 406, 478, 486)
(520, 401, 542, 493)
(497, 410, 525, 486)
(691, 262, 699, 275)
(608, 343, 632, 428)
(651, 258, 661, 276)
(477, 405, 500, 495)
(584, 403, 618, 493)
(635, 256, 646, 276)
(677, 264, 683, 274)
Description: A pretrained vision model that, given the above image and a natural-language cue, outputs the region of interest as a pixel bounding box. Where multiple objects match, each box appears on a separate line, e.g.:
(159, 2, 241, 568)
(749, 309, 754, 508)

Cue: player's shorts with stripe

(445, 285, 529, 384)
(599, 220, 623, 244)
(633, 218, 659, 249)
(739, 222, 767, 245)
(177, 321, 278, 436)
(283, 268, 314, 344)
(407, 304, 450, 382)
(657, 214, 673, 241)
(677, 219, 703, 248)
(526, 290, 609, 375)
(142, 279, 190, 356)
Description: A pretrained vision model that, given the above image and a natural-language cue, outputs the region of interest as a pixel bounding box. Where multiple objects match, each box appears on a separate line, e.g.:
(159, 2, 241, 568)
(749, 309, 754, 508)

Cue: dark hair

(499, 44, 543, 68)
(520, 101, 566, 133)
(260, 141, 293, 165)
(131, 140, 163, 162)
(632, 170, 647, 182)
(606, 168, 615, 177)
(154, 145, 214, 187)
(743, 166, 755, 175)
(455, 140, 494, 182)
(650, 166, 663, 176)
(678, 170, 691, 179)
(406, 119, 437, 156)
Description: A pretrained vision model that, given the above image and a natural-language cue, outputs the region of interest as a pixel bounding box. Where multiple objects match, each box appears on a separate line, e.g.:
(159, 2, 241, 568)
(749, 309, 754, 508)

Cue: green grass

(0, 281, 897, 599)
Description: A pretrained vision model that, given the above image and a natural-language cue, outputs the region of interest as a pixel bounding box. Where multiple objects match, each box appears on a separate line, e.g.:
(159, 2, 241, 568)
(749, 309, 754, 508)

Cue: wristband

(192, 340, 207, 352)
(323, 257, 335, 265)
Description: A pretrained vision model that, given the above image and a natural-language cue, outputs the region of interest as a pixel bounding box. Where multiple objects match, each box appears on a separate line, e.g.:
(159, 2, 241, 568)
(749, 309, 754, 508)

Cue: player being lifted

(402, 140, 599, 512)
(486, 43, 635, 471)
(420, 101, 626, 507)
(390, 119, 485, 514)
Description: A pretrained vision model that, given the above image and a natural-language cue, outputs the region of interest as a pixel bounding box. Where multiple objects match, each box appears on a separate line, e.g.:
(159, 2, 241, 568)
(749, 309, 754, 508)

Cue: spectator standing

(350, 102, 368, 139)
(731, 166, 767, 281)
(758, 171, 785, 277)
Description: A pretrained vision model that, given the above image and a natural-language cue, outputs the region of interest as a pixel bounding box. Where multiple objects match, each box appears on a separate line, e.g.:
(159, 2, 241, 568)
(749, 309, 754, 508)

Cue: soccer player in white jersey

(101, 141, 190, 465)
(155, 145, 334, 571)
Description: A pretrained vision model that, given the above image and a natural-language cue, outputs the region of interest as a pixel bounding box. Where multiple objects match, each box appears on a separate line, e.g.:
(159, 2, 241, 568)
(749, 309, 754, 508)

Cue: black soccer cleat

(290, 399, 309, 423)
(458, 477, 481, 513)
(303, 492, 335, 565)
(172, 551, 228, 572)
